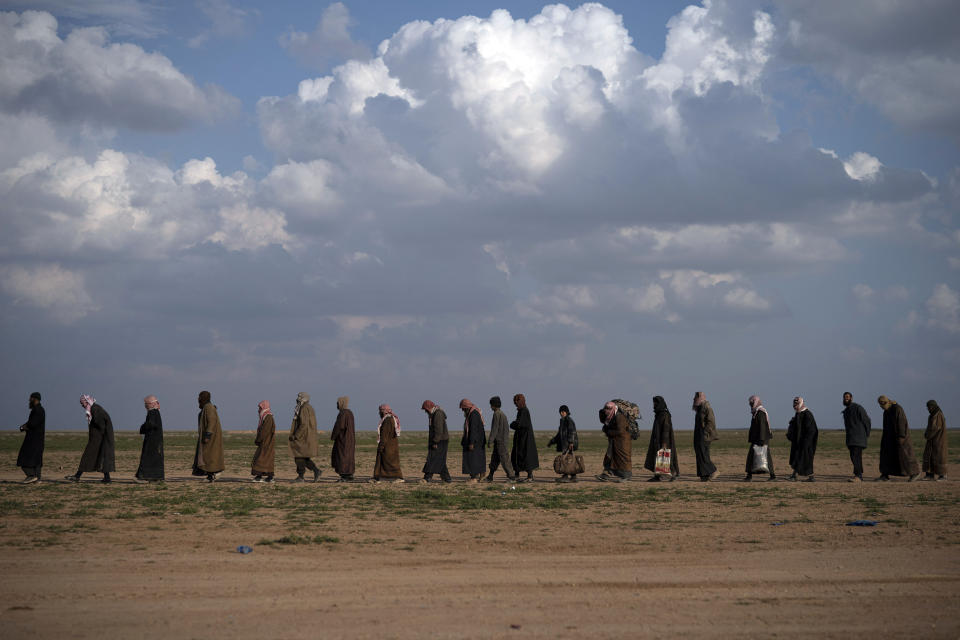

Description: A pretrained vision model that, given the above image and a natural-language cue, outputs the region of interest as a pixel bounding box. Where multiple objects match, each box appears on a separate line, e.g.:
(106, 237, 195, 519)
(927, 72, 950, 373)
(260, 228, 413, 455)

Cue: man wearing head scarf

(597, 401, 632, 482)
(251, 400, 276, 482)
(743, 396, 775, 482)
(420, 400, 451, 483)
(290, 392, 321, 482)
(192, 391, 224, 482)
(922, 400, 947, 481)
(549, 405, 579, 482)
(135, 395, 164, 482)
(842, 392, 872, 482)
(692, 392, 718, 481)
(786, 397, 818, 481)
(17, 392, 45, 484)
(510, 394, 539, 482)
(485, 396, 516, 482)
(460, 399, 487, 483)
(876, 396, 920, 481)
(68, 395, 116, 483)
(644, 396, 678, 481)
(330, 397, 356, 481)
(373, 404, 403, 482)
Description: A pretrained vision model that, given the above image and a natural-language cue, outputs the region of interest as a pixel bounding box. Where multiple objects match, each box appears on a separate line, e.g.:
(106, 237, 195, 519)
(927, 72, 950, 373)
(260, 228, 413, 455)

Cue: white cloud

(208, 204, 293, 252)
(9, 0, 164, 39)
(279, 2, 370, 69)
(843, 151, 882, 182)
(188, 0, 258, 49)
(926, 283, 960, 332)
(0, 10, 238, 131)
(0, 263, 97, 322)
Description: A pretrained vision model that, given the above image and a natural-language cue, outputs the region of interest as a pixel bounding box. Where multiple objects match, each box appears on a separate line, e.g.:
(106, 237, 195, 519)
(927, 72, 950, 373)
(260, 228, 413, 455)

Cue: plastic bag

(751, 444, 769, 473)
(655, 448, 672, 475)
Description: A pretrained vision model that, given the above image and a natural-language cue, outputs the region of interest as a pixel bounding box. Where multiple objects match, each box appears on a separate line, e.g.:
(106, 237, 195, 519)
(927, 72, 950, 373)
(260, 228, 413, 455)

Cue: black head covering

(30, 391, 41, 401)
(927, 399, 940, 414)
(199, 390, 211, 405)
(489, 396, 501, 409)
(559, 404, 570, 414)
(653, 396, 669, 414)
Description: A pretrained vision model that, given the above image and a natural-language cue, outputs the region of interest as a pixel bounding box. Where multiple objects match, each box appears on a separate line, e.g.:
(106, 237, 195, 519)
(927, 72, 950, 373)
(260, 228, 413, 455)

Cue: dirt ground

(1, 428, 957, 639)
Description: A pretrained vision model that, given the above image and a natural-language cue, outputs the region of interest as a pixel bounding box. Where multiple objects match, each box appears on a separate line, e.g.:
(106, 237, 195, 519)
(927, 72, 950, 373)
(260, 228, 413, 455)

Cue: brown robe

(373, 415, 403, 479)
(289, 402, 318, 458)
(330, 397, 356, 476)
(252, 414, 276, 474)
(602, 412, 632, 472)
(923, 408, 947, 476)
(196, 402, 224, 473)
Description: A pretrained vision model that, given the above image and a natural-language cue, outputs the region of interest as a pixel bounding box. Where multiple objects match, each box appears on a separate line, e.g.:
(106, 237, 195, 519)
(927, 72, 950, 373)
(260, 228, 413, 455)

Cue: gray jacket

(489, 408, 509, 449)
(842, 402, 871, 448)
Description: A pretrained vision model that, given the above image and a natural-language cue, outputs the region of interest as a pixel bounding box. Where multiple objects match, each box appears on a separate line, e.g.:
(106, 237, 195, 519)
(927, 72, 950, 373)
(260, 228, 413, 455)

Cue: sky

(0, 0, 957, 434)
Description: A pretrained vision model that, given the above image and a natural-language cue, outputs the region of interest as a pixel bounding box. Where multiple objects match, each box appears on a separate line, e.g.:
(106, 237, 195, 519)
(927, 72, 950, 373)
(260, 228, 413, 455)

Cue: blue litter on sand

(845, 520, 878, 527)
(770, 522, 784, 526)
(236, 545, 253, 554)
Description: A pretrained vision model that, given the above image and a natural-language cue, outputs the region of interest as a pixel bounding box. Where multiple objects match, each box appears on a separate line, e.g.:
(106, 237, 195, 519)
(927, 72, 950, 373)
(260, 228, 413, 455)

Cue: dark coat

(461, 410, 487, 475)
(330, 398, 356, 476)
(787, 409, 818, 476)
(373, 416, 402, 479)
(251, 414, 276, 475)
(842, 402, 871, 448)
(549, 415, 578, 452)
(644, 404, 678, 475)
(193, 402, 224, 474)
(422, 408, 450, 475)
(17, 405, 45, 469)
(879, 404, 919, 477)
(136, 408, 164, 480)
(603, 411, 632, 472)
(745, 409, 773, 475)
(78, 403, 116, 473)
(510, 407, 539, 472)
(923, 404, 947, 476)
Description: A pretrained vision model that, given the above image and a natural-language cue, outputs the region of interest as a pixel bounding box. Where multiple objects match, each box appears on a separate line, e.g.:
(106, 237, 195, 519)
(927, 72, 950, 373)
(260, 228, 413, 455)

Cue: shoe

(418, 478, 429, 484)
(370, 478, 381, 483)
(768, 475, 776, 481)
(65, 475, 80, 482)
(595, 474, 609, 482)
(22, 476, 39, 484)
(466, 478, 479, 484)
(252, 476, 264, 483)
(264, 477, 274, 483)
(133, 477, 147, 484)
(848, 476, 862, 483)
(875, 475, 889, 482)
(101, 477, 112, 484)
(294, 476, 305, 483)
(569, 476, 578, 483)
(442, 478, 453, 483)
(708, 470, 719, 481)
(212, 472, 222, 481)
(668, 474, 678, 482)
(908, 473, 920, 482)
(742, 476, 752, 482)
(313, 469, 322, 482)
(607, 476, 622, 483)
(803, 476, 815, 483)
(787, 474, 798, 482)
(389, 478, 404, 484)
(936, 476, 946, 482)
(483, 475, 494, 483)
(648, 475, 662, 482)
(516, 477, 529, 483)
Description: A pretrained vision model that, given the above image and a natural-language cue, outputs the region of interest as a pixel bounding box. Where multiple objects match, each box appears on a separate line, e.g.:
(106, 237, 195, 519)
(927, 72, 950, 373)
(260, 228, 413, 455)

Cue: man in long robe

(17, 392, 45, 484)
(373, 404, 403, 482)
(597, 401, 631, 482)
(549, 405, 579, 482)
(135, 395, 164, 482)
(644, 396, 678, 481)
(787, 396, 818, 481)
(68, 395, 115, 483)
(420, 400, 451, 483)
(330, 396, 356, 481)
(744, 395, 775, 481)
(876, 396, 920, 481)
(923, 400, 947, 481)
(460, 399, 487, 482)
(193, 390, 224, 482)
(510, 394, 539, 482)
(692, 391, 718, 481)
(842, 392, 871, 482)
(252, 400, 276, 482)
(485, 396, 515, 482)
(290, 392, 321, 482)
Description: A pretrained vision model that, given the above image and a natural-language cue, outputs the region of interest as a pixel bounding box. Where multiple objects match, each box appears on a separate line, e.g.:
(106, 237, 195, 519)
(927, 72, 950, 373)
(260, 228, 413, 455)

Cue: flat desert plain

(1, 428, 958, 639)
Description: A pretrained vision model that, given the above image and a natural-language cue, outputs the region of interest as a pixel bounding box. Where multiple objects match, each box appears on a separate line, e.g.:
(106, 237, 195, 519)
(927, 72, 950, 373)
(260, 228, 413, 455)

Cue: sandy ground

(1, 429, 957, 639)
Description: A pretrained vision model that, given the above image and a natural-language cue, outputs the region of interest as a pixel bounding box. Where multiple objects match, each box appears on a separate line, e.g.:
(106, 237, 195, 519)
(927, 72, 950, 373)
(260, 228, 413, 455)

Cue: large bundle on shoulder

(611, 398, 641, 440)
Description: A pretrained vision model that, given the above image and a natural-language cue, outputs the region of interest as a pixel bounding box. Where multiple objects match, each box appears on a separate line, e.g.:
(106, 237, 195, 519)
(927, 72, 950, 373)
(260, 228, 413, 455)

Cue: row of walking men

(13, 390, 948, 484)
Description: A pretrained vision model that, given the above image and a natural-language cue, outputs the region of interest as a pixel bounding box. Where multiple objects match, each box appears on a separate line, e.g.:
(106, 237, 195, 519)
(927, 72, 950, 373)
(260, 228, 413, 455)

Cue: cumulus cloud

(279, 2, 370, 69)
(926, 283, 960, 332)
(0, 263, 97, 322)
(0, 11, 238, 131)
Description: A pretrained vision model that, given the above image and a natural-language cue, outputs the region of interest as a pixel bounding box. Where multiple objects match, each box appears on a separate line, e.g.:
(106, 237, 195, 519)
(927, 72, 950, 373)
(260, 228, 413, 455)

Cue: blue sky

(1, 0, 957, 434)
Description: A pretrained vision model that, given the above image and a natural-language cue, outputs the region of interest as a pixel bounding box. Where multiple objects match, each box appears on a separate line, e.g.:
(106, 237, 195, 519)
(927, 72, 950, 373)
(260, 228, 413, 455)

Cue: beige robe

(289, 402, 318, 458)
